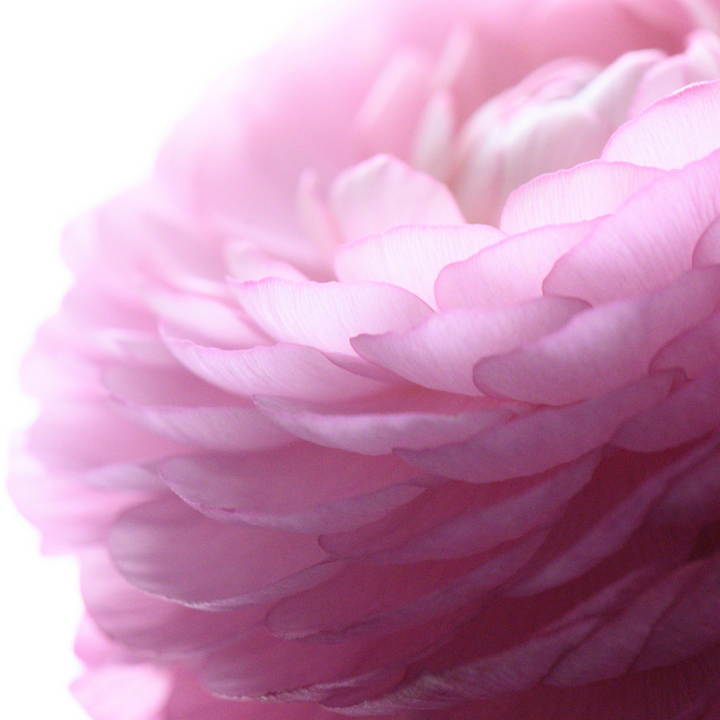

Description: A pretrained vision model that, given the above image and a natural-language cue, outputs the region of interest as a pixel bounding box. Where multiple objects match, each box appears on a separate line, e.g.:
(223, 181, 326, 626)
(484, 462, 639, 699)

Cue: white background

(0, 1, 334, 717)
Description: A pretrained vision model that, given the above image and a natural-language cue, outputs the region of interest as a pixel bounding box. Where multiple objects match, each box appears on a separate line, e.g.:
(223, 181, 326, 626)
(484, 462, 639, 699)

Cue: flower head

(12, 0, 720, 718)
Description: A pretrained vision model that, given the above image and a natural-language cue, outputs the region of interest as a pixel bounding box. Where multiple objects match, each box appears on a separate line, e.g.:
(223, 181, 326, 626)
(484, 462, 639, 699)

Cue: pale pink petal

(28, 401, 187, 472)
(223, 240, 309, 282)
(475, 267, 720, 406)
(629, 29, 720, 115)
(158, 445, 420, 533)
(351, 49, 434, 160)
(499, 161, 662, 235)
(146, 291, 271, 349)
(230, 278, 433, 354)
(353, 297, 587, 395)
(8, 450, 155, 554)
(334, 224, 504, 309)
(115, 402, 294, 453)
(543, 148, 720, 304)
(164, 335, 390, 402)
(72, 663, 172, 720)
(329, 155, 464, 244)
(253, 392, 513, 455)
(108, 496, 337, 608)
(435, 221, 596, 310)
(411, 89, 455, 179)
(295, 169, 342, 254)
(574, 49, 666, 129)
(449, 58, 602, 225)
(100, 362, 294, 452)
(603, 79, 720, 168)
(397, 373, 673, 482)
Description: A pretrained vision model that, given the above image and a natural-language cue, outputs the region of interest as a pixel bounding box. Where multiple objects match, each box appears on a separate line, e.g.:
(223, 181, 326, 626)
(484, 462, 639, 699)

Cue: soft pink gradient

(11, 0, 720, 718)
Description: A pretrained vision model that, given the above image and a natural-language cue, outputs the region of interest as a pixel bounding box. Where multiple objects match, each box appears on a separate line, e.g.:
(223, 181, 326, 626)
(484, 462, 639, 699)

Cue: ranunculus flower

(13, 0, 720, 717)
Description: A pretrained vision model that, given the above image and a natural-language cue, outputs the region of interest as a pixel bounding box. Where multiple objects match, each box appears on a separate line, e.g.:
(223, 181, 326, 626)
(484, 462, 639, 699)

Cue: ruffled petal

(253, 391, 513, 454)
(334, 224, 504, 308)
(108, 496, 337, 609)
(159, 445, 420, 532)
(603, 78, 720, 168)
(329, 155, 464, 244)
(435, 221, 597, 310)
(164, 335, 390, 402)
(543, 148, 720, 304)
(353, 297, 587, 395)
(397, 373, 673, 482)
(499, 161, 662, 235)
(230, 278, 433, 354)
(475, 267, 720, 406)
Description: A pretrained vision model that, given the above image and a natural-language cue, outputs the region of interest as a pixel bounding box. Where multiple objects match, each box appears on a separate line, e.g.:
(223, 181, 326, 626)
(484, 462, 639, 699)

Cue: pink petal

(693, 213, 720, 266)
(353, 619, 599, 711)
(339, 454, 599, 564)
(115, 402, 294, 453)
(334, 224, 504, 309)
(649, 438, 720, 526)
(266, 538, 542, 641)
(602, 79, 720, 169)
(108, 496, 337, 608)
(397, 373, 673, 482)
(319, 478, 546, 562)
(200, 616, 462, 703)
(159, 445, 420, 533)
(295, 169, 342, 256)
(543, 148, 720, 304)
(100, 362, 294, 452)
(353, 297, 587, 395)
(164, 335, 389, 403)
(450, 59, 604, 225)
(28, 401, 187, 472)
(546, 562, 701, 685)
(612, 366, 720, 452)
(253, 391, 513, 455)
(475, 267, 720, 406)
(329, 155, 464, 244)
(230, 278, 433, 354)
(80, 546, 268, 657)
(633, 554, 720, 671)
(435, 221, 596, 310)
(506, 445, 710, 596)
(651, 305, 720, 378)
(499, 161, 662, 235)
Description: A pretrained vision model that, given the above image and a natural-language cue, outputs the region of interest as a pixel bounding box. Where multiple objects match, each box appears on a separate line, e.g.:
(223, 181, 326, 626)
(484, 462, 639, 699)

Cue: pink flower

(12, 0, 720, 717)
